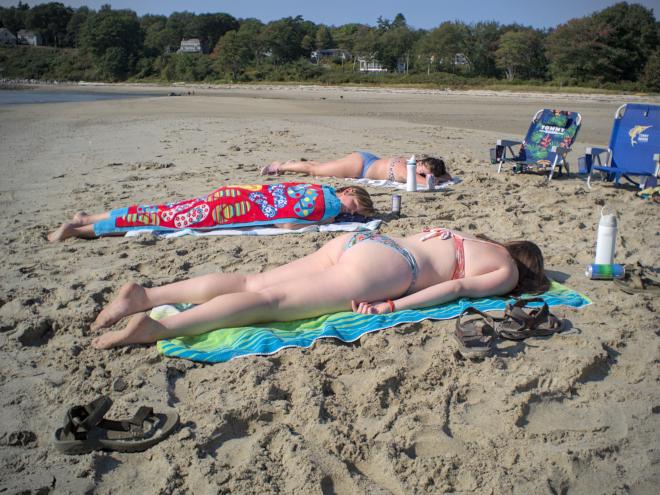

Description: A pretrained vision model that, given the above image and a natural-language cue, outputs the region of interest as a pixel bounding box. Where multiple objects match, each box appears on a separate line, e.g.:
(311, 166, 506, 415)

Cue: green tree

(417, 22, 470, 73)
(0, 2, 29, 34)
(80, 7, 144, 80)
(214, 30, 251, 79)
(591, 2, 658, 81)
(26, 2, 73, 46)
(315, 25, 333, 50)
(380, 25, 415, 72)
(260, 16, 307, 63)
(65, 6, 90, 48)
(466, 22, 501, 77)
(641, 49, 660, 91)
(495, 29, 546, 80)
(236, 19, 264, 64)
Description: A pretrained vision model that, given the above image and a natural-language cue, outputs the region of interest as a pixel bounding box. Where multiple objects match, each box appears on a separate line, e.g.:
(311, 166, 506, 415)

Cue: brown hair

(335, 185, 375, 216)
(419, 156, 448, 177)
(477, 235, 550, 294)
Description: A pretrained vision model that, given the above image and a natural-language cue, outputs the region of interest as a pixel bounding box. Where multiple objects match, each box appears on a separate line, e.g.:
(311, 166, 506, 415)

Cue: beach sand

(0, 84, 658, 494)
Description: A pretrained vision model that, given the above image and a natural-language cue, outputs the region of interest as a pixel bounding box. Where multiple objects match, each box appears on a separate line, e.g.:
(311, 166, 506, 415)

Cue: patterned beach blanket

(155, 281, 590, 363)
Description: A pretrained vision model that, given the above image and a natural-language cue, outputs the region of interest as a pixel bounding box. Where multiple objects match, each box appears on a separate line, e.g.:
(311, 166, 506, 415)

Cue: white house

(357, 57, 387, 72)
(177, 38, 202, 54)
(0, 28, 17, 46)
(17, 29, 41, 46)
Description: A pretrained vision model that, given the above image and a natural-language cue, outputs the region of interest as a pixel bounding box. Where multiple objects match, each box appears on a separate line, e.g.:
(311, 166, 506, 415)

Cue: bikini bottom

(344, 231, 418, 294)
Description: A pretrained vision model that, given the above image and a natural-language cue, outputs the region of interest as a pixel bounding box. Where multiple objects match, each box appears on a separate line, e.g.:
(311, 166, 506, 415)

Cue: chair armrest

(497, 139, 522, 147)
(585, 147, 608, 157)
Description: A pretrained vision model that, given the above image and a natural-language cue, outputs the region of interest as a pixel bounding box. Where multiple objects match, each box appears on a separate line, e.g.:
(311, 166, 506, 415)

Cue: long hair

(335, 185, 375, 216)
(418, 156, 447, 177)
(477, 235, 550, 294)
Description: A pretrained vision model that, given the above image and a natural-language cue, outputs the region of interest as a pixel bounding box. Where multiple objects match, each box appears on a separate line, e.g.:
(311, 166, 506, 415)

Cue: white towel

(125, 219, 382, 238)
(345, 177, 461, 190)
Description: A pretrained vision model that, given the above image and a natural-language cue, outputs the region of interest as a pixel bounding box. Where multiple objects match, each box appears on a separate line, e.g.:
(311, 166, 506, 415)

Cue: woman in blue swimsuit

(261, 151, 452, 184)
(91, 228, 548, 349)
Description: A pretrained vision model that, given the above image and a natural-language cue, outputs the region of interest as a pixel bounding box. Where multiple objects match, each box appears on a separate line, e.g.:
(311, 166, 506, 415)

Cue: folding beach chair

(490, 109, 582, 181)
(578, 103, 660, 189)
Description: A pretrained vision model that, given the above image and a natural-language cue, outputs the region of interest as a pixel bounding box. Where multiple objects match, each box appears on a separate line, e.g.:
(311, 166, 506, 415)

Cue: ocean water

(0, 89, 163, 105)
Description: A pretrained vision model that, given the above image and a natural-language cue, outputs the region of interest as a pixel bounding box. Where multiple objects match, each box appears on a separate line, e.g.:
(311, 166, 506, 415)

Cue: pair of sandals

(614, 263, 660, 295)
(454, 298, 563, 359)
(53, 396, 179, 455)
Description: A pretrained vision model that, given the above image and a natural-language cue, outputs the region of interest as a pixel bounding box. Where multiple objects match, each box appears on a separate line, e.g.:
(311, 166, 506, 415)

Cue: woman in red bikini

(261, 151, 452, 184)
(91, 228, 549, 349)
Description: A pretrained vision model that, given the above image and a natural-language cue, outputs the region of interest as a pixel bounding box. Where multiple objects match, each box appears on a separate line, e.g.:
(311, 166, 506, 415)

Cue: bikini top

(420, 228, 495, 280)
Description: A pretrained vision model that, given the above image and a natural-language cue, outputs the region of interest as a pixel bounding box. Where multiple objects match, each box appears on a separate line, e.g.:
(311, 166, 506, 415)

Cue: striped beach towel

(155, 281, 590, 363)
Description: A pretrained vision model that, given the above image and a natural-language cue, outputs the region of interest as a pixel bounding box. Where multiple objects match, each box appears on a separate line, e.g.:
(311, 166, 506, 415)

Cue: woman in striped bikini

(261, 152, 452, 184)
(90, 228, 549, 349)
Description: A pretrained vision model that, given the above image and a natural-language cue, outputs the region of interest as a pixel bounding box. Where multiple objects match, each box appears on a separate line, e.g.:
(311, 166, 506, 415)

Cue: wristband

(386, 299, 395, 313)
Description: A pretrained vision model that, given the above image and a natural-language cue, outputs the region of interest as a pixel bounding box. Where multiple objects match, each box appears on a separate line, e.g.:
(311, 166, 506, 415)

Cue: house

(177, 38, 203, 54)
(311, 49, 351, 63)
(0, 28, 17, 46)
(357, 57, 387, 72)
(17, 30, 41, 46)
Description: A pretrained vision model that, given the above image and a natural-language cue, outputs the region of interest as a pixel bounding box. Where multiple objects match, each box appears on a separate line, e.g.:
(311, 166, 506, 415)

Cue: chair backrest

(609, 103, 660, 175)
(520, 109, 582, 166)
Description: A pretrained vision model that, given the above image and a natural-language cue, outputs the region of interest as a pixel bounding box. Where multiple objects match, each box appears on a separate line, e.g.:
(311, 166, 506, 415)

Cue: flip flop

(496, 298, 563, 341)
(614, 263, 660, 295)
(454, 307, 496, 359)
(53, 396, 179, 455)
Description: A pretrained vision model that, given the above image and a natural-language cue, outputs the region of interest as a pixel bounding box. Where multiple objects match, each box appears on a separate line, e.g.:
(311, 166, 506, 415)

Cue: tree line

(0, 1, 658, 91)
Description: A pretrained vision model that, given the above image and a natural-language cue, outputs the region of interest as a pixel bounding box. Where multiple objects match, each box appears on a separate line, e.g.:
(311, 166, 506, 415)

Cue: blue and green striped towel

(155, 281, 590, 363)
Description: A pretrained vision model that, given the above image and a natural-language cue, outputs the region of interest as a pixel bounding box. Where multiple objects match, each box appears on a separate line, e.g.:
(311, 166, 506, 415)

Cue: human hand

(351, 300, 392, 315)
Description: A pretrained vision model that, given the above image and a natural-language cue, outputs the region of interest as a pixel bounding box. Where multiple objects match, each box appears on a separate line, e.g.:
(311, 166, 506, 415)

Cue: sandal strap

(63, 395, 113, 436)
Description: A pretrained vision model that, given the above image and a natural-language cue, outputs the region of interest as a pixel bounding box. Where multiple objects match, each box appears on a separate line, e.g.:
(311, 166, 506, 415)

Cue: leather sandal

(454, 307, 496, 359)
(496, 298, 563, 341)
(53, 396, 179, 455)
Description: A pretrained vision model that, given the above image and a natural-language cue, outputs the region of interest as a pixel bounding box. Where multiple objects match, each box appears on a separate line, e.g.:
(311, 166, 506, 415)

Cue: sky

(0, 0, 658, 29)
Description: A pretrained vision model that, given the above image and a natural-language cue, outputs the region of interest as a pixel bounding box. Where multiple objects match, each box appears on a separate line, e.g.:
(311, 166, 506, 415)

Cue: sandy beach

(0, 84, 658, 494)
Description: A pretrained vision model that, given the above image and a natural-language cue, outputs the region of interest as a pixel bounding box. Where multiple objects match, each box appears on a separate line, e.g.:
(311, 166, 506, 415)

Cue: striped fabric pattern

(155, 281, 590, 363)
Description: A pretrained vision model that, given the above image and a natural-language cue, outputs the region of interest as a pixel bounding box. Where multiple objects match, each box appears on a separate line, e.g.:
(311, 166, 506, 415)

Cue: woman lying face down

(47, 183, 375, 242)
(261, 152, 452, 185)
(90, 227, 549, 349)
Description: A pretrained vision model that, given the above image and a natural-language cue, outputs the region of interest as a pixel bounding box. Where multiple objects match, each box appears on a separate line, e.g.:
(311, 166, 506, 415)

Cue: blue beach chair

(579, 103, 660, 189)
(490, 109, 582, 181)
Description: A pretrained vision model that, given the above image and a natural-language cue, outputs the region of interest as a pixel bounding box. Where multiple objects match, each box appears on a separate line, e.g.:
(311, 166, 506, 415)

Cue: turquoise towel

(155, 281, 590, 363)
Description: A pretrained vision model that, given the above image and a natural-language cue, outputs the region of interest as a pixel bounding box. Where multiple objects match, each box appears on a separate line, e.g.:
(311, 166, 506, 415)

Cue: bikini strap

(421, 227, 453, 242)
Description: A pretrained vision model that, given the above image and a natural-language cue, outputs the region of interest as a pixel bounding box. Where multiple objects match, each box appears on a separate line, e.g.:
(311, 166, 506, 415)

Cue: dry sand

(0, 84, 658, 494)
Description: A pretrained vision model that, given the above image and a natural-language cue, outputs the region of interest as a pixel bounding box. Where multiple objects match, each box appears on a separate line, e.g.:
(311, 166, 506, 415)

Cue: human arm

(352, 268, 516, 314)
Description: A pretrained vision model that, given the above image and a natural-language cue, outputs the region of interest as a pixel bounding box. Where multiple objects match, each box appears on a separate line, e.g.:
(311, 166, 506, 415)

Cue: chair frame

(494, 109, 582, 181)
(584, 104, 660, 189)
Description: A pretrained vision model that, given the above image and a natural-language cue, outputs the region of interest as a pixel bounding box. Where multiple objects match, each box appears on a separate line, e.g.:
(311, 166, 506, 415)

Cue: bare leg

(72, 211, 109, 226)
(92, 262, 378, 349)
(47, 223, 99, 242)
(91, 235, 347, 330)
(261, 153, 363, 178)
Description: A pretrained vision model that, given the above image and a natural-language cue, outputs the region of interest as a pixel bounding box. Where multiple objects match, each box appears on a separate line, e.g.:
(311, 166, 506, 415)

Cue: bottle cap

(599, 206, 617, 227)
(407, 154, 416, 165)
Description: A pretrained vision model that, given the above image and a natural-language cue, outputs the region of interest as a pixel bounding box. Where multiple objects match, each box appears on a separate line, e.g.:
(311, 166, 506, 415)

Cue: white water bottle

(594, 207, 617, 265)
(406, 154, 417, 192)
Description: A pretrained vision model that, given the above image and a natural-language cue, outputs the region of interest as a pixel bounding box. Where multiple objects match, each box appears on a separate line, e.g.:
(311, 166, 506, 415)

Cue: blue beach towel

(155, 281, 590, 363)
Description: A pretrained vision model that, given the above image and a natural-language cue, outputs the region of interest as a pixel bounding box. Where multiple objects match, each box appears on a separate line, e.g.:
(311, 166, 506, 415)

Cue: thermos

(406, 155, 417, 192)
(594, 207, 618, 265)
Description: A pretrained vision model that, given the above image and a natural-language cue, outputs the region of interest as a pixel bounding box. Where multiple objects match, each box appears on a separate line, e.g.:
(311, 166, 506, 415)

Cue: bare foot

(71, 211, 89, 225)
(260, 161, 282, 175)
(91, 282, 150, 331)
(92, 313, 165, 349)
(47, 223, 76, 242)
